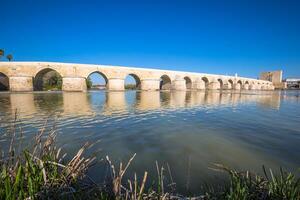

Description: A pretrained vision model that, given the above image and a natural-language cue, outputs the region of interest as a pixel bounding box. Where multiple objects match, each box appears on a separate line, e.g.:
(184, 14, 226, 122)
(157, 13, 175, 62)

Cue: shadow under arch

(0, 72, 9, 91)
(201, 77, 209, 89)
(160, 75, 172, 90)
(124, 73, 141, 90)
(184, 76, 192, 89)
(86, 71, 108, 90)
(217, 78, 223, 90)
(34, 68, 62, 91)
(236, 80, 242, 90)
(228, 79, 234, 89)
(244, 81, 250, 90)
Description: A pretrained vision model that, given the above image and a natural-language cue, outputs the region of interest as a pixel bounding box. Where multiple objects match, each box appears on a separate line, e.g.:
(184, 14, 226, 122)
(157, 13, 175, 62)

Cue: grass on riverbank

(0, 115, 299, 199)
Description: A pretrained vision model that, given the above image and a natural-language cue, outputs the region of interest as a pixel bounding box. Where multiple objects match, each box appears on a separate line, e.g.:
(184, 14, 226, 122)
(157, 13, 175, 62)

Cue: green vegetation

(6, 54, 13, 61)
(125, 84, 137, 90)
(0, 116, 98, 199)
(1, 116, 299, 199)
(210, 164, 300, 200)
(86, 77, 93, 89)
(0, 49, 4, 58)
(43, 73, 62, 91)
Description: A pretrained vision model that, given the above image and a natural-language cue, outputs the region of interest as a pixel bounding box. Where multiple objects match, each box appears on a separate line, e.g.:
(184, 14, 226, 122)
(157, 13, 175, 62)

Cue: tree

(6, 54, 13, 61)
(125, 84, 137, 90)
(86, 77, 93, 89)
(43, 73, 62, 90)
(0, 50, 14, 61)
(0, 49, 4, 59)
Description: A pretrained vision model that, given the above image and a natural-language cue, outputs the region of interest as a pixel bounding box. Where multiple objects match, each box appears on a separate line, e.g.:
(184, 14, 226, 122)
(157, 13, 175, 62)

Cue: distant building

(260, 70, 286, 89)
(284, 78, 300, 89)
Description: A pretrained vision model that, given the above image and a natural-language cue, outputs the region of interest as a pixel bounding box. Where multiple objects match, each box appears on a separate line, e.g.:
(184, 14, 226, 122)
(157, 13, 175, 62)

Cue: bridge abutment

(9, 76, 33, 92)
(140, 79, 160, 90)
(62, 77, 87, 92)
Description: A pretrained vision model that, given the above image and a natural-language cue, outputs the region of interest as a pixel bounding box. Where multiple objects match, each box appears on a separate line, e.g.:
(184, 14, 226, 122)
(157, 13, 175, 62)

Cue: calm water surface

(0, 90, 299, 194)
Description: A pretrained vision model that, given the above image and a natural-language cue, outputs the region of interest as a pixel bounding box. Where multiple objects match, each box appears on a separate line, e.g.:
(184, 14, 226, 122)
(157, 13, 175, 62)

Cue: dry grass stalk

(0, 113, 99, 199)
(106, 153, 137, 197)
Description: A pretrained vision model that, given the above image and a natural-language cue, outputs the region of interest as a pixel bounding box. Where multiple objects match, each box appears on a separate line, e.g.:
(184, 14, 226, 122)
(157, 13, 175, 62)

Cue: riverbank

(1, 118, 299, 200)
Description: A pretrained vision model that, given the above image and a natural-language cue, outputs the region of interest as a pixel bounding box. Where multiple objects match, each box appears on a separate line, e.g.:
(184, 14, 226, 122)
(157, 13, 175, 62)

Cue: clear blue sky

(1, 0, 300, 83)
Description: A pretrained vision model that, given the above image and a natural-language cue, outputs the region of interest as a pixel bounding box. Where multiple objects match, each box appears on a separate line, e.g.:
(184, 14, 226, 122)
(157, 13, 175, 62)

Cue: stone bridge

(0, 62, 274, 92)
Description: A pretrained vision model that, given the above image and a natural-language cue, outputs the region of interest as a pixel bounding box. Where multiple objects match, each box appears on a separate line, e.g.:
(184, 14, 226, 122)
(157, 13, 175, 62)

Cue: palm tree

(6, 54, 13, 61)
(0, 49, 4, 60)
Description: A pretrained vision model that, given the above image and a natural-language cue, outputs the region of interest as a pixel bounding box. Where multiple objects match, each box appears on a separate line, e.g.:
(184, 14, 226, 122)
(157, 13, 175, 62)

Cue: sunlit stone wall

(0, 62, 274, 92)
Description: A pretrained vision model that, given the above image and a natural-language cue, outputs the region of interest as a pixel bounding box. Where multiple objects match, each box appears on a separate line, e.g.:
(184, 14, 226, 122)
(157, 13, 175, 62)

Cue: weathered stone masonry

(0, 62, 274, 92)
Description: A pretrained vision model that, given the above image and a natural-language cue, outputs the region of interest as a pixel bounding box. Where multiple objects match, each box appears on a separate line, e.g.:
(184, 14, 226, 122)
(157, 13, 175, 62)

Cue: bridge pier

(254, 84, 260, 90)
(107, 78, 125, 91)
(249, 84, 255, 90)
(171, 79, 186, 90)
(233, 83, 241, 90)
(62, 77, 87, 92)
(222, 83, 232, 90)
(243, 84, 249, 90)
(140, 79, 160, 90)
(193, 79, 206, 90)
(256, 85, 262, 90)
(9, 76, 33, 92)
(208, 81, 219, 90)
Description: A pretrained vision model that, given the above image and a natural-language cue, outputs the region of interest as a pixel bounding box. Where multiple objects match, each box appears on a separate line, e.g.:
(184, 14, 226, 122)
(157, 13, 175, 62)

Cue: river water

(0, 90, 299, 194)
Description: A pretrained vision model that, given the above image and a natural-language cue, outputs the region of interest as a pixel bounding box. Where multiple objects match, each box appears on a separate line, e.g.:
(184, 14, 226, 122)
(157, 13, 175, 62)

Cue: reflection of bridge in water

(0, 91, 284, 118)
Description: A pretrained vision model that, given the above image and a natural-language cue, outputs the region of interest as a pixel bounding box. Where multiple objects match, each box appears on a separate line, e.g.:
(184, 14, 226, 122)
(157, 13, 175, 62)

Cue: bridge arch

(124, 73, 141, 90)
(201, 77, 209, 89)
(235, 80, 242, 90)
(244, 81, 250, 90)
(184, 76, 192, 89)
(160, 75, 172, 90)
(0, 72, 9, 91)
(34, 68, 62, 91)
(86, 71, 108, 90)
